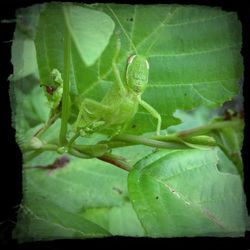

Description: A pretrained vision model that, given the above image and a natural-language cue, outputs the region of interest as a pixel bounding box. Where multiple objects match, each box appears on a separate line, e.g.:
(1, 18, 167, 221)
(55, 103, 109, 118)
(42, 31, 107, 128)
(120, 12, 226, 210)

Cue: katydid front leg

(138, 97, 162, 135)
(125, 55, 162, 135)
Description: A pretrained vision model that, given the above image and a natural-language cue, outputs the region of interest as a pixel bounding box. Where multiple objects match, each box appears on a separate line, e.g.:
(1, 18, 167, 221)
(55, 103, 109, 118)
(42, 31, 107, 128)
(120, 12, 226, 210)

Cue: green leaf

(75, 4, 242, 133)
(10, 79, 49, 147)
(211, 118, 244, 176)
(13, 200, 109, 243)
(128, 147, 248, 237)
(81, 202, 145, 236)
(35, 3, 115, 87)
(165, 105, 244, 175)
(34, 4, 65, 86)
(64, 5, 115, 66)
(32, 3, 243, 134)
(10, 33, 38, 81)
(13, 154, 132, 242)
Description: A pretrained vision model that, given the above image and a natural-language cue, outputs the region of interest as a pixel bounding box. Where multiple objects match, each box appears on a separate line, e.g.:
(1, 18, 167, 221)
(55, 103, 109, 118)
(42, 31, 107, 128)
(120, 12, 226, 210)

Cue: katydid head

(126, 55, 149, 94)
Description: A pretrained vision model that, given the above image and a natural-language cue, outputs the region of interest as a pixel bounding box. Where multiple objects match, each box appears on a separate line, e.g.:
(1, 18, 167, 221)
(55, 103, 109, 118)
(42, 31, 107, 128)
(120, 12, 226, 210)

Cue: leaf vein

(138, 6, 180, 54)
(165, 11, 234, 27)
(22, 205, 104, 236)
(144, 174, 227, 229)
(147, 78, 239, 87)
(149, 43, 241, 58)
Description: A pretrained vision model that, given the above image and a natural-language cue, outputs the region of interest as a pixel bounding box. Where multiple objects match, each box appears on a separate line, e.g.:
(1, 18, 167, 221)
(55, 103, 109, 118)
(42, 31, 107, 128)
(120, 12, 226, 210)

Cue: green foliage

(128, 147, 247, 237)
(13, 151, 146, 241)
(64, 5, 115, 67)
(35, 3, 115, 95)
(211, 118, 244, 175)
(34, 3, 242, 133)
(9, 3, 248, 241)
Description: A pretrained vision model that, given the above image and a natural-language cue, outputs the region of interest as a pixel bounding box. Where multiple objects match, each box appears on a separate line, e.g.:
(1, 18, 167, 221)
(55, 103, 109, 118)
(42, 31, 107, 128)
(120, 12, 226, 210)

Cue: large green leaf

(65, 5, 115, 66)
(33, 3, 242, 134)
(34, 4, 64, 86)
(13, 146, 149, 241)
(75, 4, 242, 133)
(128, 147, 248, 237)
(35, 3, 115, 86)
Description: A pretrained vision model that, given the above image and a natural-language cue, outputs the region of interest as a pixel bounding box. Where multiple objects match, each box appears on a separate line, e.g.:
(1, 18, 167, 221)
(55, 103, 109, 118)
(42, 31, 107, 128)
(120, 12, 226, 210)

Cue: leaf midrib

(140, 171, 228, 230)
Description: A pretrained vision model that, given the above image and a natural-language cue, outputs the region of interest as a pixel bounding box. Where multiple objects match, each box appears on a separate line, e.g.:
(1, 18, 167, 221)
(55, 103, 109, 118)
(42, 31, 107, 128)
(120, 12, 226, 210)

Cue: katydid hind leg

(74, 98, 111, 133)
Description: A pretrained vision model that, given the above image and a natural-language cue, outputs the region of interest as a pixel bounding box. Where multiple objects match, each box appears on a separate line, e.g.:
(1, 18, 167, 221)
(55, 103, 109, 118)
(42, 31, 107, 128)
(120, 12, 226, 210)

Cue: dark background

(0, 0, 249, 249)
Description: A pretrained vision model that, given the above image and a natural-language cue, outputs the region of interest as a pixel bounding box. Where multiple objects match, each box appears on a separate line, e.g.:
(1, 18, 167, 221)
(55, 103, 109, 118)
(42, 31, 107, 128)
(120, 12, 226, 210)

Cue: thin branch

(176, 120, 241, 138)
(112, 134, 188, 149)
(34, 112, 60, 138)
(98, 154, 130, 171)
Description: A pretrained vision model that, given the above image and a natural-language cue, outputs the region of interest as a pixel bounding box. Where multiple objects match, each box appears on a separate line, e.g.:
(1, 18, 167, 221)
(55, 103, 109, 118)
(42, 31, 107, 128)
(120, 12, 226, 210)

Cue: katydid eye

(128, 54, 136, 64)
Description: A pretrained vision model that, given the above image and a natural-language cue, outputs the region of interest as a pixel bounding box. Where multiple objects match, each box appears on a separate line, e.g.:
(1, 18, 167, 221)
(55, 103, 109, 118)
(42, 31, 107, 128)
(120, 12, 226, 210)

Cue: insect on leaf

(76, 4, 243, 134)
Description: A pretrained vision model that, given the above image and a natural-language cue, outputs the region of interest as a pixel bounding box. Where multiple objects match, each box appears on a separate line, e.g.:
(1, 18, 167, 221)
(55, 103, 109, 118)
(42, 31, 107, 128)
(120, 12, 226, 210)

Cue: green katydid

(73, 51, 162, 136)
(73, 5, 162, 137)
